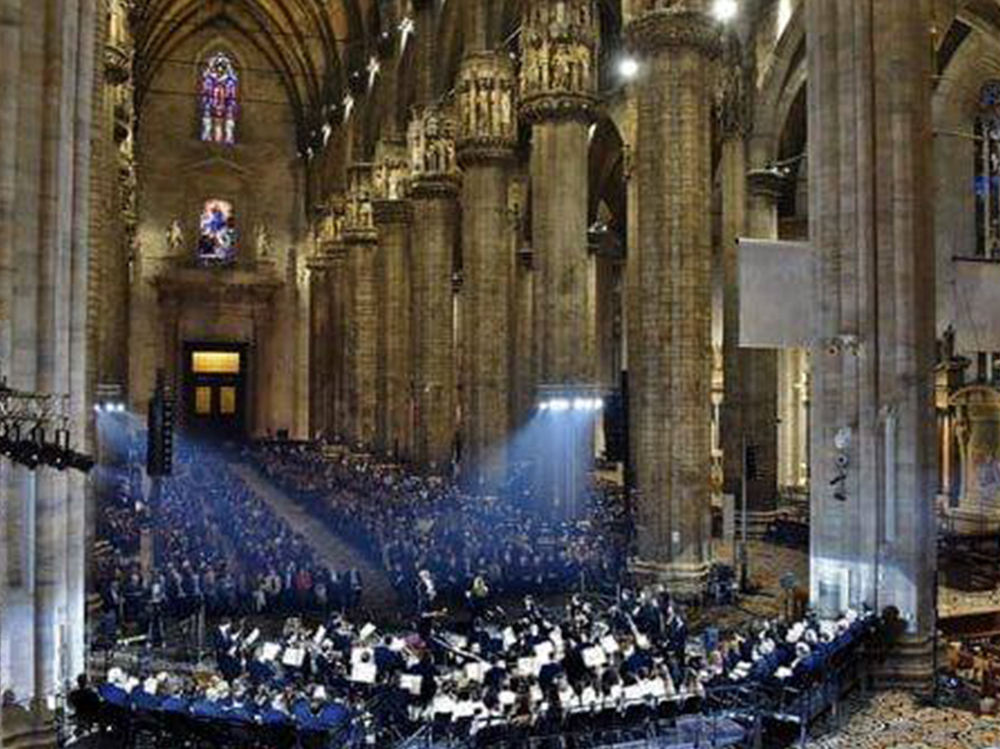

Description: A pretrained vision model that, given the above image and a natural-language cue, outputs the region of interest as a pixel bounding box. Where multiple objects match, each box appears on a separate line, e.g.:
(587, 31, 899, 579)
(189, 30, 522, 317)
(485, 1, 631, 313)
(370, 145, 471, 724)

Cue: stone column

(521, 0, 599, 392)
(626, 4, 720, 595)
(373, 196, 413, 461)
(721, 104, 782, 536)
(520, 0, 601, 518)
(371, 144, 412, 459)
(327, 243, 350, 441)
(0, 0, 96, 739)
(307, 255, 331, 439)
(344, 164, 379, 449)
(456, 52, 518, 491)
(409, 108, 461, 472)
(807, 0, 936, 688)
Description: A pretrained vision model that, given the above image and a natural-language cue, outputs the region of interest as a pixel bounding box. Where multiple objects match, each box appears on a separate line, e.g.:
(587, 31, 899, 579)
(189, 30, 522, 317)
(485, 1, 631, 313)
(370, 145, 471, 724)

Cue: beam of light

(399, 17, 415, 54)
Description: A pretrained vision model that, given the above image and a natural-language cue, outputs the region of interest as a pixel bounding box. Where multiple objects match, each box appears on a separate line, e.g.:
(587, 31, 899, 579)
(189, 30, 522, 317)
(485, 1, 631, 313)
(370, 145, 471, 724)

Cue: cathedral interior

(4, 0, 1000, 746)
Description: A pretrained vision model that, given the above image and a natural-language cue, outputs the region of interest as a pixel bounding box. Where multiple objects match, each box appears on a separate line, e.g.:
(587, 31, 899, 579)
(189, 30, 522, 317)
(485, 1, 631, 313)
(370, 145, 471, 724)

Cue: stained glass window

(200, 52, 239, 145)
(975, 81, 1000, 257)
(198, 199, 238, 264)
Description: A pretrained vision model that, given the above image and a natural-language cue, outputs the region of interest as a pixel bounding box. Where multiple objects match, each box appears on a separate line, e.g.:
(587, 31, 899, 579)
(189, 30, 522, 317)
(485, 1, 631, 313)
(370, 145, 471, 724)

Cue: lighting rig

(0, 382, 94, 473)
(536, 385, 607, 414)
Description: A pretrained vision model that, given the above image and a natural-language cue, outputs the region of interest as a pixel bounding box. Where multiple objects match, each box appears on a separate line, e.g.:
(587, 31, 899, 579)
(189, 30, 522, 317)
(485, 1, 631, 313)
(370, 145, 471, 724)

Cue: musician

(416, 569, 437, 616)
(466, 574, 490, 622)
(664, 602, 687, 662)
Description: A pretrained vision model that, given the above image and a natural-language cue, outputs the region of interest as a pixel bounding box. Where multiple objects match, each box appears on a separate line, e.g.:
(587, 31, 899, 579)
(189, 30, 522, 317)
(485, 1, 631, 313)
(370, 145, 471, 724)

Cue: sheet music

(282, 647, 305, 668)
(350, 662, 377, 684)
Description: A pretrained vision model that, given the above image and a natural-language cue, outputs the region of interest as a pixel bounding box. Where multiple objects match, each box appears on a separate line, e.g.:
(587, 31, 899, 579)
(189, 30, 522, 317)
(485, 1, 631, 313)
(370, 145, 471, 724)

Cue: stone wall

(130, 31, 308, 436)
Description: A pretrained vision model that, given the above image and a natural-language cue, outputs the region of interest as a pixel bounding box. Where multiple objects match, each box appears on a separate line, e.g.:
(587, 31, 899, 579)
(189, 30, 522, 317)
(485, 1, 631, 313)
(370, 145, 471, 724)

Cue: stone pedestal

(949, 385, 1000, 534)
(456, 52, 517, 492)
(626, 6, 720, 593)
(806, 0, 936, 688)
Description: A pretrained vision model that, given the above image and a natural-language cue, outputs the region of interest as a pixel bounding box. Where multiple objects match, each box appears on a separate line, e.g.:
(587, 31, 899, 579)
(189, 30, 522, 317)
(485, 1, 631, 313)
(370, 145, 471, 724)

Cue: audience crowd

(246, 441, 630, 608)
(75, 586, 877, 747)
(96, 445, 360, 644)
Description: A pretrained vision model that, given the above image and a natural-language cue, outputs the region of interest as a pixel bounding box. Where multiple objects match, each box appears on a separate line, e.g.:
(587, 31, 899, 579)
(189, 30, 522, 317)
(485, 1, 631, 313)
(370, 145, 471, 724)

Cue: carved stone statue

(254, 221, 273, 259)
(166, 220, 184, 254)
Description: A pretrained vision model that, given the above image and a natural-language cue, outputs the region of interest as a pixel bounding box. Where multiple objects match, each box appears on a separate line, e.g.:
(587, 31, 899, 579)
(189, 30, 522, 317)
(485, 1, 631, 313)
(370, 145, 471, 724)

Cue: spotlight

(712, 0, 738, 22)
(66, 450, 95, 474)
(93, 404, 103, 414)
(617, 56, 640, 81)
(549, 398, 571, 413)
(11, 429, 41, 469)
(539, 402, 550, 411)
(573, 398, 588, 411)
(595, 398, 605, 411)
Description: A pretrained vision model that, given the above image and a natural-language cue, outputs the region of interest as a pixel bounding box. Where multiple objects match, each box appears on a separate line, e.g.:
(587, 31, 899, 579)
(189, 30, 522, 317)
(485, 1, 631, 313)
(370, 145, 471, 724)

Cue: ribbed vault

(132, 0, 372, 142)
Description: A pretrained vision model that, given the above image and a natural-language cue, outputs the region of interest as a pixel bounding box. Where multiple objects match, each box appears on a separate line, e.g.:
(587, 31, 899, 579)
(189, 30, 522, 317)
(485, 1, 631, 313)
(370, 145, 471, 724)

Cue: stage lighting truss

(535, 386, 607, 414)
(0, 383, 94, 474)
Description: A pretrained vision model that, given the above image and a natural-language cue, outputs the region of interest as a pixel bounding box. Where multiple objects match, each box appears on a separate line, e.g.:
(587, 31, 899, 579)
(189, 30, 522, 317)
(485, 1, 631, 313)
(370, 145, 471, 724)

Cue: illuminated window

(200, 52, 239, 145)
(975, 81, 1000, 257)
(191, 351, 241, 375)
(198, 199, 237, 264)
(195, 386, 212, 415)
(220, 386, 237, 415)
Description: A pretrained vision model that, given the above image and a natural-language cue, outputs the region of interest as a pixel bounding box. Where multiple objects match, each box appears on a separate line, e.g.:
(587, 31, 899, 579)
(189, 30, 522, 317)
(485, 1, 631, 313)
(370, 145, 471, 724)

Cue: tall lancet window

(975, 80, 1000, 257)
(200, 52, 239, 145)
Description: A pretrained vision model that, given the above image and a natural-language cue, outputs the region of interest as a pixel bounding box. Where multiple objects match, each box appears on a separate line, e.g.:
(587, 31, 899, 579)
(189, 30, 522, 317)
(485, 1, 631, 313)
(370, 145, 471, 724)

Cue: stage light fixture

(713, 0, 738, 22)
(617, 56, 640, 81)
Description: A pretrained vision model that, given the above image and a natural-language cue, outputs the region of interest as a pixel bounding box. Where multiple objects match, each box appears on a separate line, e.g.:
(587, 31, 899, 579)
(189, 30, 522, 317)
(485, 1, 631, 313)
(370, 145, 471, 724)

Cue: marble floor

(805, 690, 1000, 749)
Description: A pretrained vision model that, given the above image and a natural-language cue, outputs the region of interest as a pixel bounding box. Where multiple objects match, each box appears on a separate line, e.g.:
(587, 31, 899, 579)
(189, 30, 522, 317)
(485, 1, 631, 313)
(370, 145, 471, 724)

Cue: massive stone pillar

(0, 0, 96, 742)
(626, 3, 719, 594)
(807, 0, 936, 687)
(408, 108, 460, 471)
(720, 68, 780, 537)
(327, 244, 350, 441)
(456, 52, 517, 491)
(520, 0, 601, 517)
(307, 254, 331, 439)
(315, 196, 350, 442)
(344, 164, 379, 449)
(372, 145, 412, 460)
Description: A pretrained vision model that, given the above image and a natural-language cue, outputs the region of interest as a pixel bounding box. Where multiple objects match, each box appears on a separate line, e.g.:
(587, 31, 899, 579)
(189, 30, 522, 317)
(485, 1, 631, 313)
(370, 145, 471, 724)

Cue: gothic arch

(750, 0, 805, 165)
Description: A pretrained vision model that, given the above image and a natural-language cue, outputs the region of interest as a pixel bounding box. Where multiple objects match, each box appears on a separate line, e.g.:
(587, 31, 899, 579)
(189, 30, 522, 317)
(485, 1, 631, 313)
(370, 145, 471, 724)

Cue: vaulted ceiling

(132, 0, 375, 141)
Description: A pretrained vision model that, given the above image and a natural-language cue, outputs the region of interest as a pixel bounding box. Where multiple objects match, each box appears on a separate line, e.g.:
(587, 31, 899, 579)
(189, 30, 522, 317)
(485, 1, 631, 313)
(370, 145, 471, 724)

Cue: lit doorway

(182, 343, 248, 438)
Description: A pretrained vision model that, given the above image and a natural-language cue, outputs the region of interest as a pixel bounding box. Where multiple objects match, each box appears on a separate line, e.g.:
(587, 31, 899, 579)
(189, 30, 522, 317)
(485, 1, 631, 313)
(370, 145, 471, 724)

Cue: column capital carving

(520, 0, 599, 124)
(408, 105, 461, 184)
(344, 163, 376, 235)
(374, 140, 411, 201)
(456, 52, 518, 165)
(716, 52, 748, 140)
(316, 194, 347, 245)
(625, 7, 721, 58)
(746, 167, 788, 201)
